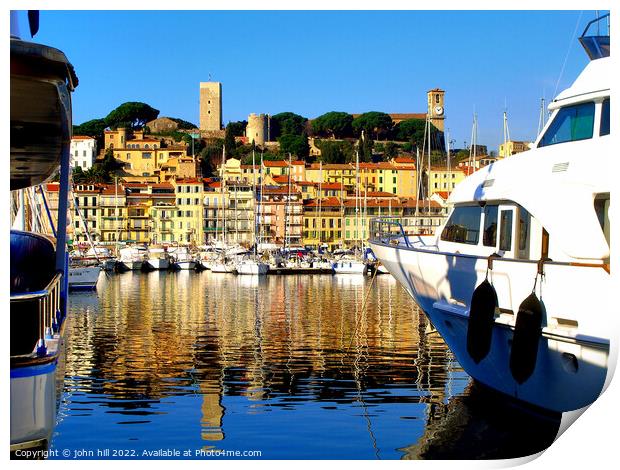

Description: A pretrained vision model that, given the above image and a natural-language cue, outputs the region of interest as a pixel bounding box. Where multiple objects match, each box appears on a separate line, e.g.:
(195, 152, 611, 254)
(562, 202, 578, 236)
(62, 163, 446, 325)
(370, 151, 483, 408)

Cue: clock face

(434, 106, 444, 116)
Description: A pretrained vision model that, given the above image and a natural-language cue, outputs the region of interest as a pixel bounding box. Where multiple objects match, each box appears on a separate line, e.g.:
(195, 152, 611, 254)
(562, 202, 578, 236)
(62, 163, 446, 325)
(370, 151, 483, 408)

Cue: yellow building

(149, 182, 177, 244)
(99, 183, 128, 242)
(428, 166, 467, 194)
(172, 178, 204, 244)
(72, 184, 103, 243)
(499, 140, 531, 157)
(302, 197, 343, 250)
(125, 183, 151, 243)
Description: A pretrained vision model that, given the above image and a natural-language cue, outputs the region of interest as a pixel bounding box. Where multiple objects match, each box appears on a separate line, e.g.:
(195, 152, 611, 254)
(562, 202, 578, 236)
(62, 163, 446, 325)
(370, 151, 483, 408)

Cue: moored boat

(68, 265, 101, 291)
(10, 11, 78, 452)
(369, 15, 610, 413)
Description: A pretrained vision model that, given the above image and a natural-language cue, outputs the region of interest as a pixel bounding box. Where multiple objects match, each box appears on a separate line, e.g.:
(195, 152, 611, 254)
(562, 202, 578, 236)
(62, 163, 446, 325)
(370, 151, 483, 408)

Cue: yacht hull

(146, 258, 169, 270)
(10, 361, 58, 451)
(68, 266, 100, 291)
(236, 262, 269, 275)
(332, 261, 366, 274)
(370, 238, 609, 413)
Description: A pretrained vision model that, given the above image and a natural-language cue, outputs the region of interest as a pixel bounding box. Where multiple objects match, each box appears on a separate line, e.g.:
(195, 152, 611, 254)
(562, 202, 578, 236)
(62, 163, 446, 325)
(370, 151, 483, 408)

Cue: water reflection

(52, 272, 558, 459)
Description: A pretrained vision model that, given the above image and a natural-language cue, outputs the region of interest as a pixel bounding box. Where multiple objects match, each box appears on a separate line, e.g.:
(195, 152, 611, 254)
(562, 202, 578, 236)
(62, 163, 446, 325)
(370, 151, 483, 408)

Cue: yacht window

(499, 210, 513, 252)
(518, 206, 530, 258)
(483, 205, 498, 247)
(440, 205, 481, 245)
(600, 99, 610, 136)
(538, 102, 595, 147)
(594, 193, 610, 247)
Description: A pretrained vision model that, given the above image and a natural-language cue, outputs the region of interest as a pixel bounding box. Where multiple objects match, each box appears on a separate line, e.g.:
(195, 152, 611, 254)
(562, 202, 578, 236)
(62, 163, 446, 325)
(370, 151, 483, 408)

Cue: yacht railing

(579, 13, 610, 60)
(370, 218, 411, 248)
(10, 272, 63, 357)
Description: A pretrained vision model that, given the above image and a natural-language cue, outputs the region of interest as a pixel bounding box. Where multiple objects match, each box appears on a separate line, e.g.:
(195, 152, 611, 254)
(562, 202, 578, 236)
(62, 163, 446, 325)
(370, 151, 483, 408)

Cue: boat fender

(509, 292, 544, 384)
(466, 254, 500, 363)
(467, 279, 498, 363)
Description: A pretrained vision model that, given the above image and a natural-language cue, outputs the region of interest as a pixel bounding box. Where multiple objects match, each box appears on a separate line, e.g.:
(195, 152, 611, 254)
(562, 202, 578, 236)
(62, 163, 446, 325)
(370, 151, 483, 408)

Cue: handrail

(370, 218, 411, 248)
(10, 272, 63, 301)
(10, 272, 63, 357)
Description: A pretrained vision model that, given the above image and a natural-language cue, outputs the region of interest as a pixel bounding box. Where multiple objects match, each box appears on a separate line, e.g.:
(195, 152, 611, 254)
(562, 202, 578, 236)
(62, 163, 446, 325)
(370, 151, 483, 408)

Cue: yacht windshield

(538, 102, 595, 147)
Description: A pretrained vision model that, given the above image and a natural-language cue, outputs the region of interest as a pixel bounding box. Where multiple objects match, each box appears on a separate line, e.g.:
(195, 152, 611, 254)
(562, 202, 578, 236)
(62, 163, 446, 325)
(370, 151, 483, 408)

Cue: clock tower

(427, 88, 445, 132)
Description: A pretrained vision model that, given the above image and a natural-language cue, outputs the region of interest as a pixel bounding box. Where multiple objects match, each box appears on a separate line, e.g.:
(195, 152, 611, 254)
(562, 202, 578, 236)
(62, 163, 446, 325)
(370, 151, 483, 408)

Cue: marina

(50, 272, 560, 459)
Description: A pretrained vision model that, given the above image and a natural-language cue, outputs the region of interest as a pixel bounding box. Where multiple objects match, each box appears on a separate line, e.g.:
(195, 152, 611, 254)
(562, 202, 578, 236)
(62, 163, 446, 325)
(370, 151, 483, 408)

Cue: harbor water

(50, 271, 560, 459)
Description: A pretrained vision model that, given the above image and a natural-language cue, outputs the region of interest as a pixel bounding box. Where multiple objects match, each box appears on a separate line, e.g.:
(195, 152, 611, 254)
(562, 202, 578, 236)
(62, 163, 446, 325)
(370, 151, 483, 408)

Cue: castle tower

(199, 82, 222, 132)
(427, 88, 445, 132)
(246, 113, 269, 146)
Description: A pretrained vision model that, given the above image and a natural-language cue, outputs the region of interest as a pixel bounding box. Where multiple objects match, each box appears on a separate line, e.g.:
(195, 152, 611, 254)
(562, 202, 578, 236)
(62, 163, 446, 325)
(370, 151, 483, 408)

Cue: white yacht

(119, 245, 147, 270)
(369, 16, 610, 413)
(68, 264, 101, 290)
(146, 247, 170, 270)
(236, 258, 269, 275)
(332, 257, 366, 274)
(169, 246, 197, 270)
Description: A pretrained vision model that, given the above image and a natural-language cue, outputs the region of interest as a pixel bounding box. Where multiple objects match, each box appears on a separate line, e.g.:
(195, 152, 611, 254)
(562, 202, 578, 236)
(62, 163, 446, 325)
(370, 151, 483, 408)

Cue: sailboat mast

(318, 160, 322, 248)
(259, 151, 264, 249)
(252, 149, 258, 257)
(221, 144, 227, 246)
(538, 98, 547, 136)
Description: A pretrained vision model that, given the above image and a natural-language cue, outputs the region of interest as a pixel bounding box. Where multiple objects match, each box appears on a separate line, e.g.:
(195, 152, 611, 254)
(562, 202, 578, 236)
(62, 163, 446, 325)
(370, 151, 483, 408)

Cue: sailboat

(211, 144, 236, 273)
(68, 193, 101, 290)
(236, 149, 269, 275)
(333, 147, 365, 274)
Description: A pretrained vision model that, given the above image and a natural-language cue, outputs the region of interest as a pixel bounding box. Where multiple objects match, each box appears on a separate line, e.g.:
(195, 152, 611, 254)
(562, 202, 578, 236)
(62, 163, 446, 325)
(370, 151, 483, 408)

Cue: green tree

(393, 118, 445, 153)
(315, 139, 354, 164)
(278, 133, 309, 159)
(351, 112, 393, 140)
(200, 139, 224, 177)
(224, 124, 237, 157)
(271, 112, 307, 139)
(311, 111, 353, 139)
(357, 135, 374, 163)
(105, 102, 160, 130)
(73, 118, 107, 137)
(226, 120, 248, 137)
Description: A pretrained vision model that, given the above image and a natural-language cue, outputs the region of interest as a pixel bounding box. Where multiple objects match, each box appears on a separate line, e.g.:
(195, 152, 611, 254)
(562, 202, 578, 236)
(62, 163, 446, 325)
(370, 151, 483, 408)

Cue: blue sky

(21, 10, 603, 152)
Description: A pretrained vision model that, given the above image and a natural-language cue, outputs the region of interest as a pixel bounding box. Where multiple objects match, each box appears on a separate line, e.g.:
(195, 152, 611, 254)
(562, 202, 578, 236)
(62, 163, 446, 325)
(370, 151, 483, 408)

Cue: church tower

(427, 88, 445, 132)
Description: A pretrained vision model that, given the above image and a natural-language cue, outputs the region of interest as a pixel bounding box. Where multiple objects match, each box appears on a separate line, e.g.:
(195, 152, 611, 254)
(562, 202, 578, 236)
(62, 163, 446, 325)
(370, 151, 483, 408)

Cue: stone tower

(199, 82, 222, 132)
(427, 88, 445, 132)
(246, 113, 269, 146)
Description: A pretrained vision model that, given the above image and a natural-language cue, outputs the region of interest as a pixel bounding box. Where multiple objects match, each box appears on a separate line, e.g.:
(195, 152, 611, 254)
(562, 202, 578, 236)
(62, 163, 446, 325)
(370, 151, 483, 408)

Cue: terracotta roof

(264, 160, 288, 167)
(393, 157, 415, 163)
(304, 197, 342, 208)
(71, 135, 96, 141)
(175, 177, 201, 184)
(318, 183, 345, 190)
(375, 162, 396, 170)
(262, 186, 301, 195)
(150, 183, 174, 189)
(400, 198, 443, 208)
(45, 183, 60, 192)
(344, 198, 401, 208)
